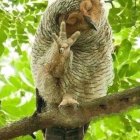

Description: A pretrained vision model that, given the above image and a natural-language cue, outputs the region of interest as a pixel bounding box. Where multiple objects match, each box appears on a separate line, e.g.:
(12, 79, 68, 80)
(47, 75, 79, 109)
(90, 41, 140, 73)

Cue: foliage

(0, 0, 140, 140)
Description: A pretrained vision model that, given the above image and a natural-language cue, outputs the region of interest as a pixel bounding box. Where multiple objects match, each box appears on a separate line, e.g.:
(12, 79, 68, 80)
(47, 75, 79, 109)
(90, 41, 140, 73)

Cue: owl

(31, 0, 114, 139)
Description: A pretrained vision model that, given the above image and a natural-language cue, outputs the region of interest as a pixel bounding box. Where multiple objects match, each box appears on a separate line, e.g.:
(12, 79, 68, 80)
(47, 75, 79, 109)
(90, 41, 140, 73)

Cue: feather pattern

(31, 0, 114, 105)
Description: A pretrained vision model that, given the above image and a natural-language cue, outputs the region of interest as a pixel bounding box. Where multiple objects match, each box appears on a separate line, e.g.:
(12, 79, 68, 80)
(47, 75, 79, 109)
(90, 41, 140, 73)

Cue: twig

(105, 0, 114, 7)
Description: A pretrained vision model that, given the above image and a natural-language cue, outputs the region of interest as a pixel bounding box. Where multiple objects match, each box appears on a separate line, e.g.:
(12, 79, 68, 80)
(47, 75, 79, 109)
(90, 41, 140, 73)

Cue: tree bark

(0, 87, 140, 140)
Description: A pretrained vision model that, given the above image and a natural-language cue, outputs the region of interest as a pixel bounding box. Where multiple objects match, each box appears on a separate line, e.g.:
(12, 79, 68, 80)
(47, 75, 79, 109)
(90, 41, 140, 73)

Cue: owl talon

(59, 98, 79, 107)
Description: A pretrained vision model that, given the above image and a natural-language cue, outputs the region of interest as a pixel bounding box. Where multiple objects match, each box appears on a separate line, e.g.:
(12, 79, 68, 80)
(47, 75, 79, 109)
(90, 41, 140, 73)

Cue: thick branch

(0, 87, 140, 140)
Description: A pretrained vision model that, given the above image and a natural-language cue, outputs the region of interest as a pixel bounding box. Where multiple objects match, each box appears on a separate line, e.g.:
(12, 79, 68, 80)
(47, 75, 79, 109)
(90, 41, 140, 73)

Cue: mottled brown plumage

(31, 0, 114, 139)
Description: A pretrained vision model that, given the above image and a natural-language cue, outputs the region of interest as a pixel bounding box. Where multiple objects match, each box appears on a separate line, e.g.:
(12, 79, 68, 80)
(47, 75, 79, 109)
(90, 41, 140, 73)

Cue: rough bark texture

(0, 87, 140, 140)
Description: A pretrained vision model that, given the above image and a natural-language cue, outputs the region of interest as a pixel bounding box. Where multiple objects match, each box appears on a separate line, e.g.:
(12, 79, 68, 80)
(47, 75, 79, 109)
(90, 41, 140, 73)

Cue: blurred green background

(0, 0, 140, 139)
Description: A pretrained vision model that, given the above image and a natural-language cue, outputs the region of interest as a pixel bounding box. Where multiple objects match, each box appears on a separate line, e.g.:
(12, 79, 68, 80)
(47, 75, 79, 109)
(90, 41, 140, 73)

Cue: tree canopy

(0, 0, 140, 140)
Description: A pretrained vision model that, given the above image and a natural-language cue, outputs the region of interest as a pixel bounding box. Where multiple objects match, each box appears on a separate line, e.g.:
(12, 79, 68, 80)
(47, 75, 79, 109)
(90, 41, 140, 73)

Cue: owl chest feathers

(59, 44, 113, 103)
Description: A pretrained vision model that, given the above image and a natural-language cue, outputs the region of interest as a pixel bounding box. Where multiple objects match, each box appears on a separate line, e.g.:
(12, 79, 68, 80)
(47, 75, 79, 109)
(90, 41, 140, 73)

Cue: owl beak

(84, 16, 97, 31)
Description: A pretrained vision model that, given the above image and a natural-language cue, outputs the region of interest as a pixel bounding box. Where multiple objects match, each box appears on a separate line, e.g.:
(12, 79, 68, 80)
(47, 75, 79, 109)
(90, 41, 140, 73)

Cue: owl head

(44, 0, 108, 38)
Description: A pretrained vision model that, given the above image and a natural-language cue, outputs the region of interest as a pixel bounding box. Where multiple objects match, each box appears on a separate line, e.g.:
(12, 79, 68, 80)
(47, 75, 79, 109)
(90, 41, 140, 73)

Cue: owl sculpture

(31, 0, 114, 139)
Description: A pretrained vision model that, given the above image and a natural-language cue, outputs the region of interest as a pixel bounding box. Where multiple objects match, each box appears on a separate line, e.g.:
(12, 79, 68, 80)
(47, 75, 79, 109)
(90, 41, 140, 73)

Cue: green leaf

(118, 64, 129, 78)
(27, 23, 36, 34)
(0, 85, 17, 99)
(120, 80, 130, 89)
(8, 76, 21, 89)
(0, 110, 7, 126)
(126, 63, 139, 77)
(118, 39, 132, 64)
(17, 23, 25, 34)
(11, 40, 17, 47)
(120, 115, 132, 132)
(131, 120, 140, 131)
(15, 45, 22, 55)
(0, 30, 7, 42)
(0, 45, 4, 56)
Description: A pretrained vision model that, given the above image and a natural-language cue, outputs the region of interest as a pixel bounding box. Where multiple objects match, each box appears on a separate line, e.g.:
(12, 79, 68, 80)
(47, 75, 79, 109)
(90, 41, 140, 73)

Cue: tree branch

(0, 87, 140, 140)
